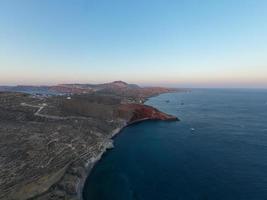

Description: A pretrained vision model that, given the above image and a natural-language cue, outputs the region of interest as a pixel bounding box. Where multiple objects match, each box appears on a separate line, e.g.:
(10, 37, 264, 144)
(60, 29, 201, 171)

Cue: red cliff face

(118, 104, 178, 124)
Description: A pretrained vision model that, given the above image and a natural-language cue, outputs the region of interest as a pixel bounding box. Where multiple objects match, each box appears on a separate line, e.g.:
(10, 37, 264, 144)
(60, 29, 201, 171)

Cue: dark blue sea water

(83, 89, 267, 200)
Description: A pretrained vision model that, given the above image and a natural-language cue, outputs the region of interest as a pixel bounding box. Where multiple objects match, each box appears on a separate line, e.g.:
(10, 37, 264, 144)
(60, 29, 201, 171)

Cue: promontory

(0, 81, 179, 200)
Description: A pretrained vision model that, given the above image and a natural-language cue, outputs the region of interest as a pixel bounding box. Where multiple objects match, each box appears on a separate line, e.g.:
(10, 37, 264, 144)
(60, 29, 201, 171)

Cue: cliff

(119, 104, 178, 124)
(0, 84, 178, 200)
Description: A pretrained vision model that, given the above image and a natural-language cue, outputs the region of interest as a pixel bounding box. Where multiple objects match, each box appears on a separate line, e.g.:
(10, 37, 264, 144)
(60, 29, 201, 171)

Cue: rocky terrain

(0, 81, 178, 200)
(0, 81, 177, 97)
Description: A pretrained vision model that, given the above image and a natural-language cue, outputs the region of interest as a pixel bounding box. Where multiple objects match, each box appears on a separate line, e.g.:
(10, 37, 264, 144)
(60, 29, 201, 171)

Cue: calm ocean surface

(83, 89, 267, 200)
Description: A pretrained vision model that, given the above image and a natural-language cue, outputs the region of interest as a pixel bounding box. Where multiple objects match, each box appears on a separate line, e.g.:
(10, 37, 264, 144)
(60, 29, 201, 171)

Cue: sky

(0, 0, 267, 88)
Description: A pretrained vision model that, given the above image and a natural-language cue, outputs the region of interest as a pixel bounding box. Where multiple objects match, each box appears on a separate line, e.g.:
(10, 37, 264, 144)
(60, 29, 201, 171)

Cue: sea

(83, 89, 267, 200)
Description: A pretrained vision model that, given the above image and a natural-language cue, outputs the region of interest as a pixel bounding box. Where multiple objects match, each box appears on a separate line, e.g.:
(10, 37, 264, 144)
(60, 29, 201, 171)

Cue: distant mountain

(103, 81, 140, 89)
(60, 81, 140, 91)
(0, 81, 177, 99)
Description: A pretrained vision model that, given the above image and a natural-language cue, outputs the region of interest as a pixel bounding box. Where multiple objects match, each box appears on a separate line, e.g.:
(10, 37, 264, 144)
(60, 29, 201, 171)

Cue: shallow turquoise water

(83, 89, 267, 200)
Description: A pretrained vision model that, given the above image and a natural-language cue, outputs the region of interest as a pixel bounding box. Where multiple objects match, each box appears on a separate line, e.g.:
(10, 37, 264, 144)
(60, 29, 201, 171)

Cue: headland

(0, 81, 179, 200)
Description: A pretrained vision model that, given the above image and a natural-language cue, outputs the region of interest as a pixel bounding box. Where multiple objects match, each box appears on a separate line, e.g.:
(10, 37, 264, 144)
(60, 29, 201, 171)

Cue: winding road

(20, 102, 91, 120)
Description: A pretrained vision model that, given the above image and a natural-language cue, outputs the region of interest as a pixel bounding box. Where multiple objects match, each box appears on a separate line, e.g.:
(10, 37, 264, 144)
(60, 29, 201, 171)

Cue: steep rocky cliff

(0, 85, 178, 200)
(119, 103, 178, 124)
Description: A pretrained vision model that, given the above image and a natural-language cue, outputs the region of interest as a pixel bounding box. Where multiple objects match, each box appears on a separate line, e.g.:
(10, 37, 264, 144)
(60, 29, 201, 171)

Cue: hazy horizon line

(0, 81, 267, 90)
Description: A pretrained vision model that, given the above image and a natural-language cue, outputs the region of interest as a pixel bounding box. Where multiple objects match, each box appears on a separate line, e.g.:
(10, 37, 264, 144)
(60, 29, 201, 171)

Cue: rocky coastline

(27, 104, 177, 200)
(76, 127, 123, 200)
(78, 114, 178, 200)
(0, 81, 179, 200)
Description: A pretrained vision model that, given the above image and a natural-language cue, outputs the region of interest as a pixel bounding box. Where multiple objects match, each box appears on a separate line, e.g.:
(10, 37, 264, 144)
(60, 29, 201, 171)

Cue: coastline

(77, 96, 178, 200)
(76, 126, 124, 200)
(77, 119, 178, 200)
(0, 90, 178, 200)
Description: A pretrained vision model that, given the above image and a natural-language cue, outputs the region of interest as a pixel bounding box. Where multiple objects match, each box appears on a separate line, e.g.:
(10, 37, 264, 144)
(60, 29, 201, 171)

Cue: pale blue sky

(1, 0, 267, 87)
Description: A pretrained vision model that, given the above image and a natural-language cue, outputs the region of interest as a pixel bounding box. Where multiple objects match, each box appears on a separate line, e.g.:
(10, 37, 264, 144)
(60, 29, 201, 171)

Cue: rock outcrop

(118, 104, 178, 124)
